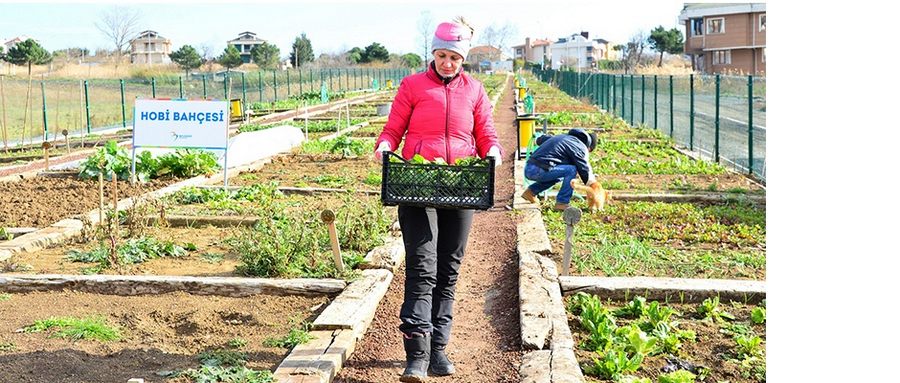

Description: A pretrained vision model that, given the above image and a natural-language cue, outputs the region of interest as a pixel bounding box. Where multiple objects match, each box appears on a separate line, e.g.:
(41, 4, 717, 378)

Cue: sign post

(132, 99, 229, 185)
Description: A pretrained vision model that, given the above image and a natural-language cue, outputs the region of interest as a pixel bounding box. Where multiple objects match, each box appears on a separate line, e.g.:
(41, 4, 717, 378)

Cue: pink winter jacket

(375, 66, 501, 164)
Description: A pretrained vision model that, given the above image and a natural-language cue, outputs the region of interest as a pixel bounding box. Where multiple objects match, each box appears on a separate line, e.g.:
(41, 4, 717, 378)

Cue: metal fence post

(286, 69, 291, 96)
(748, 75, 754, 175)
(151, 77, 156, 98)
(179, 76, 184, 98)
(258, 71, 263, 102)
(202, 74, 207, 99)
(669, 75, 674, 137)
(715, 74, 721, 163)
(241, 72, 247, 105)
(41, 81, 48, 141)
(641, 75, 645, 125)
(119, 79, 126, 128)
(653, 75, 658, 130)
(84, 80, 91, 134)
(620, 75, 625, 120)
(630, 75, 634, 126)
(273, 70, 278, 101)
(611, 74, 617, 115)
(690, 74, 695, 151)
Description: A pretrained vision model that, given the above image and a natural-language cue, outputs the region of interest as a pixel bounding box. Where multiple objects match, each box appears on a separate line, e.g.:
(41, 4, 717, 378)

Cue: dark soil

(0, 290, 330, 383)
(334, 75, 522, 382)
(0, 174, 181, 228)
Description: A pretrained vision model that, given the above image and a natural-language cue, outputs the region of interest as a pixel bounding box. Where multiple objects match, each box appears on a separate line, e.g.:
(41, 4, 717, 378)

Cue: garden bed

(231, 147, 380, 191)
(542, 200, 765, 280)
(567, 293, 766, 383)
(0, 174, 180, 228)
(0, 289, 329, 383)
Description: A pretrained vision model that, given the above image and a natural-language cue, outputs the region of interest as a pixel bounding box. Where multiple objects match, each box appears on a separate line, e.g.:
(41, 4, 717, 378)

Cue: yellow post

(516, 115, 538, 155)
(517, 87, 527, 102)
(386, 79, 393, 88)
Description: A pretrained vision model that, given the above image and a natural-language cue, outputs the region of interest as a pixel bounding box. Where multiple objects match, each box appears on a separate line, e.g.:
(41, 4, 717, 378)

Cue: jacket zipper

(444, 84, 451, 162)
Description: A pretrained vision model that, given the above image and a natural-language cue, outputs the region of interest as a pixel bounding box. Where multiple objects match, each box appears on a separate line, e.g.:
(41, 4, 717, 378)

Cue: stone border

(274, 269, 394, 382)
(559, 276, 766, 304)
(0, 274, 345, 297)
(538, 190, 766, 206)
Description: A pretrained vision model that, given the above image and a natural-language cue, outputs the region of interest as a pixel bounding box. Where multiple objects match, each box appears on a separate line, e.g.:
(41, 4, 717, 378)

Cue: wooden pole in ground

(98, 170, 105, 229)
(79, 80, 85, 148)
(109, 171, 119, 268)
(63, 129, 70, 154)
(320, 209, 345, 273)
(42, 141, 50, 171)
(561, 206, 582, 276)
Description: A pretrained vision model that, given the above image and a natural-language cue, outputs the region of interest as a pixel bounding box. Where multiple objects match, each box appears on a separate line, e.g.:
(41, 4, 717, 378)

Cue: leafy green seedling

(751, 307, 766, 324)
(658, 369, 697, 383)
(585, 349, 644, 380)
(696, 296, 735, 322)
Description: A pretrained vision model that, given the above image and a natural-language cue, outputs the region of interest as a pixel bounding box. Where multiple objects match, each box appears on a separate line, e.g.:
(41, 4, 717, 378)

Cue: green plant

(201, 253, 225, 263)
(179, 365, 274, 383)
(25, 316, 121, 341)
(227, 338, 247, 349)
(66, 236, 189, 268)
(750, 307, 766, 324)
(614, 296, 647, 318)
(658, 369, 697, 383)
(0, 293, 11, 301)
(0, 342, 15, 352)
(584, 349, 644, 380)
(155, 149, 220, 178)
(198, 349, 247, 367)
(264, 324, 314, 349)
(0, 227, 12, 241)
(78, 140, 141, 181)
(696, 296, 735, 322)
(640, 301, 678, 332)
(734, 334, 764, 359)
(621, 325, 658, 356)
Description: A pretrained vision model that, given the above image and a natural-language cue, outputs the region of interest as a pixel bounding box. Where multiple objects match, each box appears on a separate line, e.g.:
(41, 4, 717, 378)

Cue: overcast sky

(1, 0, 690, 57)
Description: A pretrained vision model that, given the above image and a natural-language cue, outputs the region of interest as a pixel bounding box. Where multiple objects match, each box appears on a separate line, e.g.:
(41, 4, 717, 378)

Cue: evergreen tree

(400, 53, 422, 68)
(218, 45, 243, 71)
(169, 45, 202, 76)
(363, 42, 389, 63)
(289, 33, 315, 67)
(251, 42, 281, 70)
(4, 38, 52, 76)
(648, 26, 684, 67)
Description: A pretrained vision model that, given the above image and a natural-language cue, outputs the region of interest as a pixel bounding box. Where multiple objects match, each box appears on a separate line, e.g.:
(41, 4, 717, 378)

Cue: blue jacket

(527, 134, 593, 184)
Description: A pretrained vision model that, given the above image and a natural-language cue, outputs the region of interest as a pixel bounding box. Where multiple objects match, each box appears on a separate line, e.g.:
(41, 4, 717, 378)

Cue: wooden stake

(42, 141, 50, 171)
(320, 209, 345, 273)
(110, 171, 119, 267)
(561, 207, 582, 276)
(98, 171, 105, 228)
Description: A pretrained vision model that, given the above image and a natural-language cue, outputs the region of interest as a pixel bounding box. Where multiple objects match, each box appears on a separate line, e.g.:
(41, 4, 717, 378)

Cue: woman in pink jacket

(374, 18, 502, 382)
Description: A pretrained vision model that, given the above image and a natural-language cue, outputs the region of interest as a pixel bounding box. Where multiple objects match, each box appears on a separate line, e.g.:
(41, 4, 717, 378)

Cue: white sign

(133, 99, 228, 149)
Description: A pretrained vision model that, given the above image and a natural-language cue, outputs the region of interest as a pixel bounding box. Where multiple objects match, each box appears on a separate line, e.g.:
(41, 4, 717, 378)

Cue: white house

(550, 32, 614, 71)
(130, 30, 172, 65)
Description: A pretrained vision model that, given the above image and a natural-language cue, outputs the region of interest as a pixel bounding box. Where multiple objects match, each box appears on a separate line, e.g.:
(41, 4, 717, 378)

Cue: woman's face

(433, 49, 464, 77)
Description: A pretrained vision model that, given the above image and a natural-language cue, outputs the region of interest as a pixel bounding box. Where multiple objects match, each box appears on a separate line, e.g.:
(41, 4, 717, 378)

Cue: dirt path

(334, 75, 522, 382)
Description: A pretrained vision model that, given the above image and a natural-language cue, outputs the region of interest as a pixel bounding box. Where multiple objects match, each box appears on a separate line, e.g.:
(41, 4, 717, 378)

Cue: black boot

(429, 344, 456, 376)
(400, 333, 430, 382)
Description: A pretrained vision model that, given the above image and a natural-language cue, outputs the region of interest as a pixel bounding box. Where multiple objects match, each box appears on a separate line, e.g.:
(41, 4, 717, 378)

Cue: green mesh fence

(531, 68, 766, 182)
(0, 67, 409, 149)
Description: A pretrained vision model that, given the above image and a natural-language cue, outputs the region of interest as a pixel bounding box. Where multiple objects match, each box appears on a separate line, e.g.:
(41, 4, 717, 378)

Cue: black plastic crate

(381, 151, 495, 210)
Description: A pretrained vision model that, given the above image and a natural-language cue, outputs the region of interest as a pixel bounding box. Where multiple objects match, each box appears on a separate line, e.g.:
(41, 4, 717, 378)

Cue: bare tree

(479, 22, 517, 61)
(417, 11, 435, 69)
(198, 44, 216, 72)
(95, 6, 141, 72)
(622, 32, 646, 74)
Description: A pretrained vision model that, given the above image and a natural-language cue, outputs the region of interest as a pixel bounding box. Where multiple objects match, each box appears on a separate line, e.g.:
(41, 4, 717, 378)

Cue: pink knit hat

(432, 21, 472, 60)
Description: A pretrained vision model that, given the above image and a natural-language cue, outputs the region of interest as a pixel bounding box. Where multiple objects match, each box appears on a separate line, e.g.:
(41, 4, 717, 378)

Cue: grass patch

(0, 342, 15, 352)
(263, 324, 314, 349)
(544, 201, 765, 279)
(0, 293, 11, 301)
(591, 138, 728, 175)
(24, 316, 122, 341)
